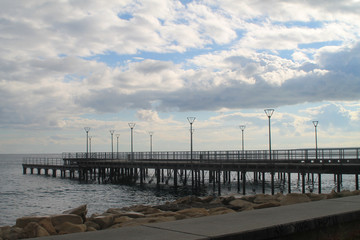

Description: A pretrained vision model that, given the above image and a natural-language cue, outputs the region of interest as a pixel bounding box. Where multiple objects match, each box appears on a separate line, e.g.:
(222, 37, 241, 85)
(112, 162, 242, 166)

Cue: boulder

(38, 218, 57, 235)
(208, 207, 236, 215)
(84, 221, 100, 230)
(146, 211, 186, 220)
(200, 195, 216, 203)
(16, 215, 51, 228)
(51, 214, 83, 227)
(125, 205, 162, 215)
(1, 226, 23, 240)
(221, 196, 236, 205)
(228, 199, 254, 210)
(113, 216, 133, 225)
(115, 211, 145, 219)
(253, 194, 279, 204)
(173, 196, 202, 205)
(280, 193, 311, 205)
(118, 216, 177, 228)
(23, 222, 50, 238)
(253, 202, 281, 209)
(63, 204, 87, 222)
(86, 226, 97, 232)
(306, 193, 328, 201)
(55, 222, 87, 235)
(176, 208, 209, 218)
(91, 215, 114, 229)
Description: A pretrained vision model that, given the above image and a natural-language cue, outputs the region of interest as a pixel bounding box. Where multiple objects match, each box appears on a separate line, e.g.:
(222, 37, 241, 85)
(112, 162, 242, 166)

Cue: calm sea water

(0, 154, 357, 226)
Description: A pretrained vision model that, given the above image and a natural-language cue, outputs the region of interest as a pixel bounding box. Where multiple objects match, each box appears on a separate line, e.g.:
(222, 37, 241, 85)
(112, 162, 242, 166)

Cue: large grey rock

(176, 208, 209, 218)
(22, 222, 50, 238)
(16, 216, 51, 228)
(51, 214, 83, 227)
(63, 205, 87, 222)
(55, 222, 87, 235)
(280, 193, 311, 205)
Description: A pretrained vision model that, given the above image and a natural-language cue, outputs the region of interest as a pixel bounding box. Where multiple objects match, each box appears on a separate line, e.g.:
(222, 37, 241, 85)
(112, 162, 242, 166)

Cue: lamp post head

(187, 117, 196, 124)
(149, 131, 154, 136)
(109, 130, 115, 134)
(128, 123, 136, 129)
(312, 121, 318, 127)
(116, 134, 120, 138)
(264, 109, 274, 118)
(84, 127, 90, 133)
(239, 125, 246, 131)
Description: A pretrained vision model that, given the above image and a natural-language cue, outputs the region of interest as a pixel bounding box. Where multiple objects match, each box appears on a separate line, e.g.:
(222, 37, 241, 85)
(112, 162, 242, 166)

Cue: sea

(0, 154, 357, 227)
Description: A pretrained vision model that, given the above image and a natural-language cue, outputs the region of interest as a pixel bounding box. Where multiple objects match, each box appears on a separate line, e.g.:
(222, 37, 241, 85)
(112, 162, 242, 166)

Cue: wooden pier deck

(22, 148, 360, 195)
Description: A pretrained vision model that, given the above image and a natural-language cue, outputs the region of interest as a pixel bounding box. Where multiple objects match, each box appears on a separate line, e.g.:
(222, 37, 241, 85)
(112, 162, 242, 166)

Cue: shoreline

(1, 190, 360, 239)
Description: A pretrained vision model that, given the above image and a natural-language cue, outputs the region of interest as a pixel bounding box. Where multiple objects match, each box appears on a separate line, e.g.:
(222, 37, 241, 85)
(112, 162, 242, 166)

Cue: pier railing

(23, 157, 63, 166)
(61, 147, 360, 163)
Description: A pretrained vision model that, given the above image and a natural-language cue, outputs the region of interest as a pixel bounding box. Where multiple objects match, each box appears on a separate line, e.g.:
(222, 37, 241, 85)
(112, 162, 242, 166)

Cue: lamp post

(187, 117, 196, 189)
(84, 127, 90, 158)
(149, 132, 154, 158)
(312, 121, 318, 162)
(116, 134, 120, 159)
(239, 125, 246, 159)
(128, 123, 136, 160)
(110, 130, 115, 159)
(264, 109, 275, 195)
(187, 117, 196, 161)
(89, 136, 92, 157)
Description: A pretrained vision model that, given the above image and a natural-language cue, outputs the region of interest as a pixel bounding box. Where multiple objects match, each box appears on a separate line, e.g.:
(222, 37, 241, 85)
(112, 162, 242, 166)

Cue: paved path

(30, 195, 360, 240)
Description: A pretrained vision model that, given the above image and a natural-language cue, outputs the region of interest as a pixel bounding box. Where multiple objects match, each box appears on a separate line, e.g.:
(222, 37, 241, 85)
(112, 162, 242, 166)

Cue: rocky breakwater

(1, 190, 359, 240)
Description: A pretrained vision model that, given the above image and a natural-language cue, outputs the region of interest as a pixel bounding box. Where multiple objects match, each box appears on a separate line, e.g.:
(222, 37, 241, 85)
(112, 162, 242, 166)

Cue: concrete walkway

(31, 195, 360, 240)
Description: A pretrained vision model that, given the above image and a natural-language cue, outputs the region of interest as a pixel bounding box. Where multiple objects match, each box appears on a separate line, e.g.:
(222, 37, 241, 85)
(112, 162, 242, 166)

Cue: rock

(114, 211, 145, 219)
(306, 193, 328, 201)
(228, 199, 254, 210)
(23, 222, 50, 238)
(280, 193, 311, 205)
(173, 196, 202, 205)
(16, 215, 51, 228)
(200, 195, 216, 203)
(55, 222, 87, 235)
(253, 194, 279, 204)
(209, 197, 223, 205)
(176, 208, 209, 218)
(146, 211, 186, 220)
(221, 196, 236, 205)
(85, 220, 100, 230)
(51, 214, 83, 226)
(240, 195, 257, 203)
(118, 216, 177, 228)
(125, 205, 163, 215)
(1, 226, 23, 240)
(63, 205, 87, 222)
(86, 226, 97, 232)
(38, 218, 57, 235)
(91, 215, 114, 229)
(208, 207, 236, 215)
(253, 202, 281, 209)
(113, 216, 133, 225)
(338, 190, 355, 198)
(327, 190, 341, 199)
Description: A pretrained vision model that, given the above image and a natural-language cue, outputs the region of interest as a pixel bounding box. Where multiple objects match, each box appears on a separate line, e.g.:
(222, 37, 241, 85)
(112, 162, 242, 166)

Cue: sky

(0, 0, 359, 154)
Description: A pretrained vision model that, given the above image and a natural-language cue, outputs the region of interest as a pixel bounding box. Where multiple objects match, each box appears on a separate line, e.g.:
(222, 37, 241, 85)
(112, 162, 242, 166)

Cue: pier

(22, 148, 360, 195)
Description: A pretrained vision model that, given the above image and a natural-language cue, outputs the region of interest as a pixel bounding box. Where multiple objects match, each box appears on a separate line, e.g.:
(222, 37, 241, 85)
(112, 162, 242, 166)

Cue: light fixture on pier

(187, 117, 196, 161)
(149, 132, 154, 158)
(264, 109, 275, 195)
(84, 127, 90, 159)
(239, 125, 246, 158)
(312, 121, 319, 161)
(128, 123, 136, 161)
(109, 130, 115, 159)
(116, 134, 120, 159)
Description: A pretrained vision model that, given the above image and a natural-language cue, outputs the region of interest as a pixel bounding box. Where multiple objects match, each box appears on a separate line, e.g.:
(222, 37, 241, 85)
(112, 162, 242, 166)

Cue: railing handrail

(23, 147, 360, 166)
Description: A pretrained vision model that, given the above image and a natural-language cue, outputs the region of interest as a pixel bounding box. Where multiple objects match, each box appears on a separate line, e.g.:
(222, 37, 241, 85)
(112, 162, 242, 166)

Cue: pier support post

(337, 174, 341, 192)
(237, 171, 240, 193)
(356, 174, 359, 190)
(318, 173, 322, 194)
(262, 172, 265, 194)
(287, 173, 291, 193)
(271, 172, 275, 195)
(217, 170, 221, 196)
(302, 173, 306, 194)
(23, 167, 27, 174)
(242, 171, 246, 195)
(174, 169, 178, 189)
